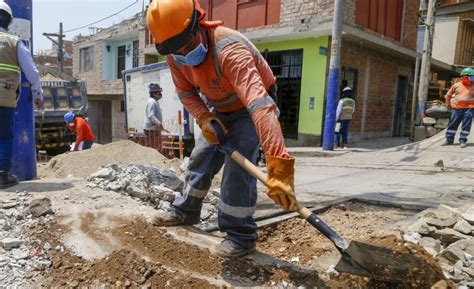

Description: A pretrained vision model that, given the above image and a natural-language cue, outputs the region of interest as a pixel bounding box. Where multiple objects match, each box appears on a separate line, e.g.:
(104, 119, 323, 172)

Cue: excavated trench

(30, 201, 451, 288)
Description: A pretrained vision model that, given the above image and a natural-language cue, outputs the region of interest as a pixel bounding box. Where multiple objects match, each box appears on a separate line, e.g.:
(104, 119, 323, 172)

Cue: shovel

(210, 121, 427, 280)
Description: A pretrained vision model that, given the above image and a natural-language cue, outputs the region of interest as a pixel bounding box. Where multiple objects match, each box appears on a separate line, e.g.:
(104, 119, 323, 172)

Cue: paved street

(256, 132, 474, 217)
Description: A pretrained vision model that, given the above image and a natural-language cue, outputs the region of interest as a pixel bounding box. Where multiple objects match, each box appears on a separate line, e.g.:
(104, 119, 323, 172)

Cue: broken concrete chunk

(0, 202, 19, 210)
(403, 232, 421, 244)
(440, 239, 474, 264)
(435, 204, 461, 220)
(430, 228, 470, 245)
(27, 198, 54, 218)
(427, 218, 457, 229)
(419, 237, 442, 257)
(405, 218, 435, 235)
(454, 219, 473, 235)
(1, 238, 24, 250)
(89, 167, 116, 180)
(462, 211, 474, 225)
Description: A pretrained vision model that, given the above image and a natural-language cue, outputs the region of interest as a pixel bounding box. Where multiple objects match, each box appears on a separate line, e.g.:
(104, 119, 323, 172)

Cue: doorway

(88, 100, 112, 144)
(264, 49, 303, 139)
(392, 76, 409, 137)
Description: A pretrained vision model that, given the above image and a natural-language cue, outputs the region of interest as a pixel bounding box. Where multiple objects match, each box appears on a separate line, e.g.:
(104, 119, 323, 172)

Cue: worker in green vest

(334, 87, 355, 149)
(0, 1, 43, 188)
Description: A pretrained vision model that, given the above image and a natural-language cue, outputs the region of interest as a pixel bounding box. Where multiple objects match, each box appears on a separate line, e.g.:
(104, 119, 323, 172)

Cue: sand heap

(42, 141, 177, 178)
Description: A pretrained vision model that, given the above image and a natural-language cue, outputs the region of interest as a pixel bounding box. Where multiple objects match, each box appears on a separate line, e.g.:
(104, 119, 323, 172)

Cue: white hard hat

(0, 1, 12, 18)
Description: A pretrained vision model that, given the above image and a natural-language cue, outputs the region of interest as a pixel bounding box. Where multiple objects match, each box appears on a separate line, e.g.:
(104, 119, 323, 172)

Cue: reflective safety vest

(446, 82, 474, 109)
(0, 32, 20, 108)
(168, 26, 276, 114)
(339, 98, 355, 120)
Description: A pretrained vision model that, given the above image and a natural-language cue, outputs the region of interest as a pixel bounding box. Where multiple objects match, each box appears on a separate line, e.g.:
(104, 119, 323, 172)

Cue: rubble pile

(87, 164, 220, 230)
(399, 204, 474, 287)
(0, 193, 56, 287)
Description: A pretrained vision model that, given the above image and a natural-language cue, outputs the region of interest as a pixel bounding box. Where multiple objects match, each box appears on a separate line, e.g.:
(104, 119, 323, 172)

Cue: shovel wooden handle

(210, 120, 349, 251)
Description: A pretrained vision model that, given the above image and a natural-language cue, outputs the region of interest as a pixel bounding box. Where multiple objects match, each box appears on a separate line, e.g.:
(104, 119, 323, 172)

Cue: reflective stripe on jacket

(0, 32, 20, 108)
(445, 82, 474, 109)
(339, 98, 355, 120)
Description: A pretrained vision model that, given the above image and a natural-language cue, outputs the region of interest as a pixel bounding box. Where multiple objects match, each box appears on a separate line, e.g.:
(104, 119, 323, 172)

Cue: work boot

(213, 239, 256, 258)
(460, 142, 467, 148)
(152, 209, 200, 227)
(442, 140, 453, 146)
(0, 172, 18, 189)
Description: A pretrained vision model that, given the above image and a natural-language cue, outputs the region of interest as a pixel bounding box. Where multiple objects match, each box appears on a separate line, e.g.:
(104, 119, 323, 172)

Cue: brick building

(142, 0, 457, 145)
(72, 14, 144, 143)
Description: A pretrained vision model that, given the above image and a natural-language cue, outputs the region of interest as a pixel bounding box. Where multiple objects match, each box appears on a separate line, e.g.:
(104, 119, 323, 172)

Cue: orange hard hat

(147, 0, 205, 55)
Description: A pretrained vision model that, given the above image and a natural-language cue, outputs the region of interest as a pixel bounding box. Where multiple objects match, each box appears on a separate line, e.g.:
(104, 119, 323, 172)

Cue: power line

(62, 1, 139, 34)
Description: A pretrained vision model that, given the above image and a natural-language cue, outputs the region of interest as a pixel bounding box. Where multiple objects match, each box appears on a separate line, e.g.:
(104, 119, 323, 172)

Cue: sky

(32, 0, 144, 54)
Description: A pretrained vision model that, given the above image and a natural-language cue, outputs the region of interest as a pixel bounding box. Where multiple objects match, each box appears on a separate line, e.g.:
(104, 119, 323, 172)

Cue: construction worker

(147, 0, 296, 258)
(64, 112, 95, 151)
(0, 1, 43, 189)
(334, 87, 355, 148)
(444, 67, 474, 148)
(144, 83, 164, 151)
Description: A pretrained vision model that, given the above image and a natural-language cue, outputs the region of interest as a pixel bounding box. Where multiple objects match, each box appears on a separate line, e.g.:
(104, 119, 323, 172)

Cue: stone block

(89, 167, 116, 180)
(454, 219, 473, 235)
(430, 228, 470, 245)
(1, 238, 24, 250)
(413, 126, 426, 142)
(436, 204, 461, 220)
(462, 211, 474, 225)
(419, 237, 442, 257)
(427, 217, 457, 229)
(27, 198, 54, 218)
(434, 118, 449, 129)
(440, 239, 474, 264)
(426, 126, 438, 137)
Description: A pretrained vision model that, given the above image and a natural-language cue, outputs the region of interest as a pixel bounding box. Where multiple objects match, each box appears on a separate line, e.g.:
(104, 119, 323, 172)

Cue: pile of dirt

(32, 217, 321, 288)
(258, 202, 414, 265)
(29, 202, 452, 288)
(257, 202, 453, 288)
(40, 140, 179, 178)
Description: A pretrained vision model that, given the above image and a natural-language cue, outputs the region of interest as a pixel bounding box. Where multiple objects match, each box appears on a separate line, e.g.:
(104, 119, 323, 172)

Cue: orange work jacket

(167, 25, 289, 158)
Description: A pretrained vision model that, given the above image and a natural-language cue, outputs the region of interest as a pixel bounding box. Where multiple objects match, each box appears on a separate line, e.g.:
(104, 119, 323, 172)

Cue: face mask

(468, 76, 474, 82)
(172, 43, 208, 67)
(68, 123, 74, 127)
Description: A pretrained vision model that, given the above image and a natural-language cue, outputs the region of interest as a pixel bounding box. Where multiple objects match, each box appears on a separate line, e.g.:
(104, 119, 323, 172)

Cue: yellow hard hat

(146, 0, 204, 55)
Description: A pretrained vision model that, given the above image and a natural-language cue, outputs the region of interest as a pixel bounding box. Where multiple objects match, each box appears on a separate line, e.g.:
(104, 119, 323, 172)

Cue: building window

(79, 46, 94, 72)
(132, 40, 139, 68)
(117, 45, 126, 79)
(341, 67, 358, 99)
(264, 49, 303, 140)
(355, 0, 404, 41)
(120, 100, 125, 112)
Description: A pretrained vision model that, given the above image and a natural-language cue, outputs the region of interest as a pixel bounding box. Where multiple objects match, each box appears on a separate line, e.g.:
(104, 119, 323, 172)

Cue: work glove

(266, 155, 297, 212)
(197, 112, 227, 145)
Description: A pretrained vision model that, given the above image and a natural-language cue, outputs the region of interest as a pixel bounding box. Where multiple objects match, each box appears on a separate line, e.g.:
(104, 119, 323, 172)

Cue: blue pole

(322, 0, 343, 151)
(6, 0, 37, 180)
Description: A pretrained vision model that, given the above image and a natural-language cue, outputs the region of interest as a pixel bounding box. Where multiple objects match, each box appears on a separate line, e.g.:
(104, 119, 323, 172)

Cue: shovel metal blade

(334, 240, 427, 280)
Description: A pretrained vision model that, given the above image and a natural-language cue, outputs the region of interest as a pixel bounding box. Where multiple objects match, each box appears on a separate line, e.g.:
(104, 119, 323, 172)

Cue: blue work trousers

(0, 107, 15, 172)
(173, 109, 260, 246)
(446, 108, 473, 143)
(334, 120, 351, 145)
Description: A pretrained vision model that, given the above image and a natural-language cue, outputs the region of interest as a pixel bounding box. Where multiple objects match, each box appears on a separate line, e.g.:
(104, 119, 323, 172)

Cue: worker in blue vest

(334, 87, 355, 149)
(0, 1, 43, 188)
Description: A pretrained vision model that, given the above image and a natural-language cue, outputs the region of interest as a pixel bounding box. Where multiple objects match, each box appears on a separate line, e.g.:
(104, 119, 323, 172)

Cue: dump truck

(35, 80, 89, 155)
(122, 62, 194, 157)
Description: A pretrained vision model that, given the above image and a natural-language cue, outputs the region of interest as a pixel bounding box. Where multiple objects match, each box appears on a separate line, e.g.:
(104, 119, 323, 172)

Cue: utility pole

(43, 22, 65, 73)
(416, 0, 436, 124)
(322, 0, 343, 150)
